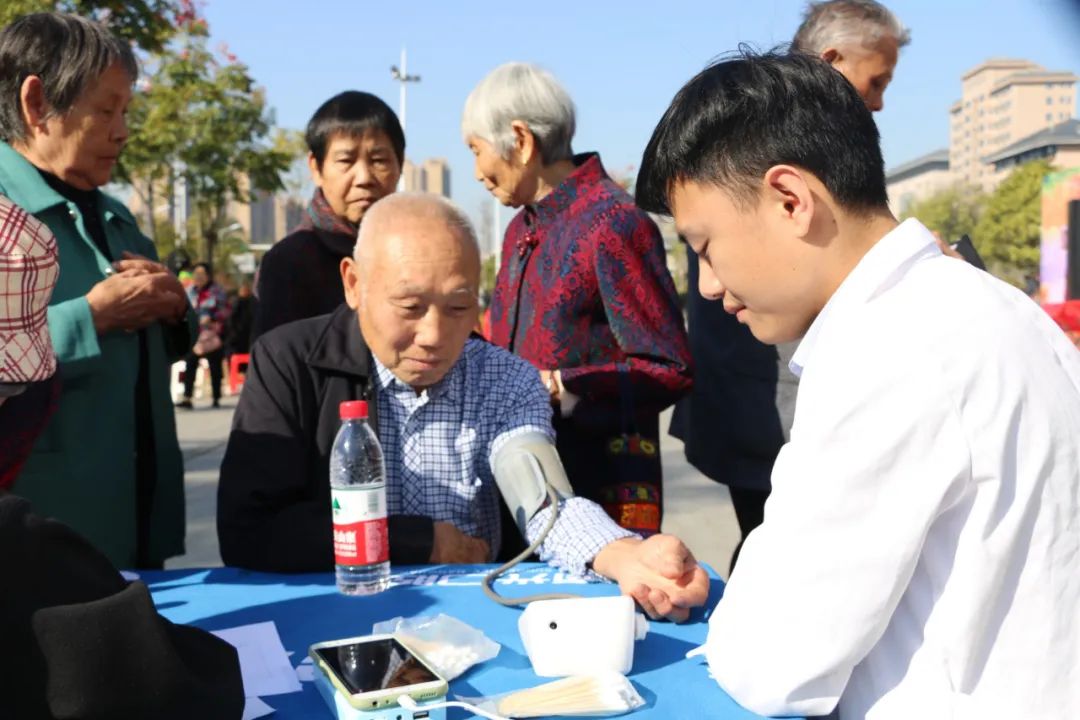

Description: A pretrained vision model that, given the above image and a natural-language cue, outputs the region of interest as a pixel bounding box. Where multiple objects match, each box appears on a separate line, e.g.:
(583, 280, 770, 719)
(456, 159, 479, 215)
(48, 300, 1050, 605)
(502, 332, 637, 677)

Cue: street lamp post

(390, 47, 420, 135)
(391, 48, 420, 191)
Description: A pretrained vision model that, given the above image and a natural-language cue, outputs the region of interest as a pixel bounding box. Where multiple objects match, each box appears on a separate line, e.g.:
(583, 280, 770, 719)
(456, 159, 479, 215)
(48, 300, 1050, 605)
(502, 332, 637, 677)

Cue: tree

(117, 5, 292, 264)
(481, 255, 497, 300)
(0, 0, 184, 53)
(900, 183, 985, 243)
(972, 159, 1051, 286)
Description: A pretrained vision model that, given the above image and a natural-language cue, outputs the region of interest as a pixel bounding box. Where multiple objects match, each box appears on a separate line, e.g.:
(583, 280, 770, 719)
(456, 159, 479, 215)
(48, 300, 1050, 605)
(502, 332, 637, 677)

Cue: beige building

(949, 59, 1077, 191)
(984, 118, 1080, 177)
(422, 158, 451, 198)
(401, 159, 424, 193)
(127, 174, 304, 251)
(885, 149, 952, 216)
(400, 157, 452, 197)
(228, 187, 305, 247)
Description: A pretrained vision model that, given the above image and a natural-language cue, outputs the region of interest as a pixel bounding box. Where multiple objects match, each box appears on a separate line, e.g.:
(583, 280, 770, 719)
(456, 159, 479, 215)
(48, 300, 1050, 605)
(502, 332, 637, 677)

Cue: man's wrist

(590, 536, 643, 581)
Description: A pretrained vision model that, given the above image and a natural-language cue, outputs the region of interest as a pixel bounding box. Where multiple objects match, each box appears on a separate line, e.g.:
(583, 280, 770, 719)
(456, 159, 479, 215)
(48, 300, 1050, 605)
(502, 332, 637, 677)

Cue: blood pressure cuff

(491, 432, 575, 535)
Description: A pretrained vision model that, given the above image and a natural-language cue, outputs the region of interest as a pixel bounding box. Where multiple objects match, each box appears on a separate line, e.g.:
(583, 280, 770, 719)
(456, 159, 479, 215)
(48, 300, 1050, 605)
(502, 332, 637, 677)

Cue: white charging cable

(397, 694, 511, 720)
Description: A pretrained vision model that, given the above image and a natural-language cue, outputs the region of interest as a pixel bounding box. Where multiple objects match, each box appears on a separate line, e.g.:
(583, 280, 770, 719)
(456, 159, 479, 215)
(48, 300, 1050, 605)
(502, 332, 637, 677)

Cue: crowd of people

(1, 2, 1077, 719)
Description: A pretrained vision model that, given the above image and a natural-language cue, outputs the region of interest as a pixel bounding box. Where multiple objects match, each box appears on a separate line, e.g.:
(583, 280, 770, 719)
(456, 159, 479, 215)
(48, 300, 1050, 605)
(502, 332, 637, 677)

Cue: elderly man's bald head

(354, 192, 480, 278)
(342, 193, 482, 390)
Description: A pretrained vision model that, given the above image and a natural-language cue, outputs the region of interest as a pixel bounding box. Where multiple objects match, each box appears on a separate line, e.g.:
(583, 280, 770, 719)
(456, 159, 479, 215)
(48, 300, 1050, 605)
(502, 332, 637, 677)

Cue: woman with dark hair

(177, 261, 229, 409)
(252, 91, 404, 339)
(0, 12, 194, 568)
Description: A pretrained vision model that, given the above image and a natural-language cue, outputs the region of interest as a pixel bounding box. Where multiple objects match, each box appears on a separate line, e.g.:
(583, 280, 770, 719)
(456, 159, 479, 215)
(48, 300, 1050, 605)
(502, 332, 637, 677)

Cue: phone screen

(313, 638, 439, 695)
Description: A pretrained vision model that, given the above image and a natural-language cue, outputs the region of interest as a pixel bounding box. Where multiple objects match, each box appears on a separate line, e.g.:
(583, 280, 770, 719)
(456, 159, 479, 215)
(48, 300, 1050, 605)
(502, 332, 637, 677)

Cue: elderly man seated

(218, 193, 708, 621)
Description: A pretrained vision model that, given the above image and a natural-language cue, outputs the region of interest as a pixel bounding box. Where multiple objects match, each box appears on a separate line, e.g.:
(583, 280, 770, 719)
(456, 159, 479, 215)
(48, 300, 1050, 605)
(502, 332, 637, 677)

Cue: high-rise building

(949, 59, 1077, 190)
(887, 57, 1078, 212)
(885, 149, 952, 217)
(400, 157, 452, 197)
(401, 159, 424, 192)
(421, 158, 451, 198)
(984, 118, 1080, 176)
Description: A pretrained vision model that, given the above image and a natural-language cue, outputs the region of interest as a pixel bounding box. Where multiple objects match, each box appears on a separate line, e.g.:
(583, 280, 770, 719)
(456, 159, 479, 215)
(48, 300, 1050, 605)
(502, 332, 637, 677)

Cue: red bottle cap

(339, 400, 368, 420)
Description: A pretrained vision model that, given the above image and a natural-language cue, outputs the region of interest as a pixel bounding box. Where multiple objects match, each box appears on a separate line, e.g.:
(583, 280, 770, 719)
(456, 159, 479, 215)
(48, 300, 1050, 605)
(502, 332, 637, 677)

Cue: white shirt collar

(790, 218, 939, 378)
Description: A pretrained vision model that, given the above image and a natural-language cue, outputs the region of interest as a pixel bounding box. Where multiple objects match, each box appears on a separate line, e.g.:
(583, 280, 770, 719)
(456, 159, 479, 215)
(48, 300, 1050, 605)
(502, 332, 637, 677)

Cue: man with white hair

(791, 0, 909, 112)
(218, 193, 709, 622)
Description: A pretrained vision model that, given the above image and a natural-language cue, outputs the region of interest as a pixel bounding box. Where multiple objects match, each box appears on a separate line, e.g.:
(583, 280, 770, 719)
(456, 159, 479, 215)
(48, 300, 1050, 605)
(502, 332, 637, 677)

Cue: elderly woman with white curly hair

(462, 62, 692, 536)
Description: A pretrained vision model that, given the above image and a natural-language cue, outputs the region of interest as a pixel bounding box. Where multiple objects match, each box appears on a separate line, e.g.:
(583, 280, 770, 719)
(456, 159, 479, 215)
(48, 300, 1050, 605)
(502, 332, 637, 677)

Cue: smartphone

(950, 234, 987, 271)
(309, 634, 448, 710)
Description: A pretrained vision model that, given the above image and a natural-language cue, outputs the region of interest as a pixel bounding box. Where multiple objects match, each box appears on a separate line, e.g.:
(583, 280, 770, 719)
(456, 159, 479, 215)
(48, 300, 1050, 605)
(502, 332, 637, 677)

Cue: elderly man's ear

(820, 47, 843, 66)
(341, 257, 362, 310)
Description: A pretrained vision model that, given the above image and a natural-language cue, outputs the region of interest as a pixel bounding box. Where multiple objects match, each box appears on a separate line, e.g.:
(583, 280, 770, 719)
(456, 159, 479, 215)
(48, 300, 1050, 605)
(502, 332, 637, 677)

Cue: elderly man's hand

(429, 521, 490, 564)
(592, 535, 710, 623)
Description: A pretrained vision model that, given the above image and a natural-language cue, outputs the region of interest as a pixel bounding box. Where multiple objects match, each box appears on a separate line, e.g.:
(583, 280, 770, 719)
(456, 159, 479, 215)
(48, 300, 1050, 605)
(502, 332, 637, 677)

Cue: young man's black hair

(635, 49, 888, 216)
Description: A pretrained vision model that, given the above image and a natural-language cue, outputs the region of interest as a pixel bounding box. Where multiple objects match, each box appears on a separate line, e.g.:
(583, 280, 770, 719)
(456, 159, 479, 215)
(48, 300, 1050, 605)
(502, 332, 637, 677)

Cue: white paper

(212, 621, 302, 698)
(295, 663, 316, 682)
(241, 696, 275, 719)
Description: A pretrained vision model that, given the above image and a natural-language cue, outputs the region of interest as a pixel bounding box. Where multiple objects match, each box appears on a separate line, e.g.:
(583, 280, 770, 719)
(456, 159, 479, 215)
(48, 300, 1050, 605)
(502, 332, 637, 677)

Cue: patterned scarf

(296, 189, 358, 238)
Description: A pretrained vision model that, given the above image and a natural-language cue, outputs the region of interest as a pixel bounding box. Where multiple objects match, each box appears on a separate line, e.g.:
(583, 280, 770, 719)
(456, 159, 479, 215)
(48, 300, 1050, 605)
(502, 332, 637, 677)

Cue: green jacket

(0, 142, 195, 567)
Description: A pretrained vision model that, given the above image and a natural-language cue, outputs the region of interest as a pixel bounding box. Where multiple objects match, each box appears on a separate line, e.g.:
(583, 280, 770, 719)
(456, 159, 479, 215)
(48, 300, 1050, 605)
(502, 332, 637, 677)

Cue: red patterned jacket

(489, 153, 692, 528)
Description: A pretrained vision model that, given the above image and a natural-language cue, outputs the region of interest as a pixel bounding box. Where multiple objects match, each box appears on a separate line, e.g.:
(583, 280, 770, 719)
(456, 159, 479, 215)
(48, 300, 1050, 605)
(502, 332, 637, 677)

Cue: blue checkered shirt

(373, 338, 635, 576)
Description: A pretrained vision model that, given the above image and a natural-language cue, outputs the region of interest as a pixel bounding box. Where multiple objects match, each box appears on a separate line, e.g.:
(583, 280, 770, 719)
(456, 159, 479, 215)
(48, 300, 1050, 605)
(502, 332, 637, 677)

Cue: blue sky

(201, 0, 1080, 237)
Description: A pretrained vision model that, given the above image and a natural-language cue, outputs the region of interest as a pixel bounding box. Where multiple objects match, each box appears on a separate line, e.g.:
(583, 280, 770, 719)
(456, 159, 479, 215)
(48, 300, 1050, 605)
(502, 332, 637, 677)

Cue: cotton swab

(494, 671, 643, 718)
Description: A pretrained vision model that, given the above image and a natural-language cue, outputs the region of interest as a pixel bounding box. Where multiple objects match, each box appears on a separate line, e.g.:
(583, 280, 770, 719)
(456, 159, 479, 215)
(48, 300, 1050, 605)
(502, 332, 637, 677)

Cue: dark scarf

(296, 189, 357, 238)
(0, 374, 60, 490)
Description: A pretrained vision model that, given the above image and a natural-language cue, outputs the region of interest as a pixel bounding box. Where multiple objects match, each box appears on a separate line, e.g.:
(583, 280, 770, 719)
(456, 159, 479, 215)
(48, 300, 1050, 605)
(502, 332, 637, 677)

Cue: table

(143, 563, 797, 719)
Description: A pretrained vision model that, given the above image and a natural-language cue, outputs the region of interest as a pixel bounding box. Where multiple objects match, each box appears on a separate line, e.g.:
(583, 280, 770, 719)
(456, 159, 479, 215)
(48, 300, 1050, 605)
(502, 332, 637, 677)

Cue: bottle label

(331, 486, 389, 566)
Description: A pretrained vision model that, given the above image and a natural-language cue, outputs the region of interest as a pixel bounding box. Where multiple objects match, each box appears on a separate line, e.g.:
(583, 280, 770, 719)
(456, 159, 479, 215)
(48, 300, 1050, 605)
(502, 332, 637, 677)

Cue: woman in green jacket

(0, 13, 195, 568)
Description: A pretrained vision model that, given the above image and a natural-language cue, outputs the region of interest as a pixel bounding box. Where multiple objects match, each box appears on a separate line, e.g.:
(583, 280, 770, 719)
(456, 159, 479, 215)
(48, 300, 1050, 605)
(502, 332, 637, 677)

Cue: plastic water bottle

(329, 400, 390, 595)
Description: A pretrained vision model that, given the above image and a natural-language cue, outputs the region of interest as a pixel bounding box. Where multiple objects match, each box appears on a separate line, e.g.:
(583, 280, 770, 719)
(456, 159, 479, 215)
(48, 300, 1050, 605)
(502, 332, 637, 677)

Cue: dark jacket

(217, 306, 435, 572)
(0, 494, 243, 720)
(669, 252, 788, 492)
(252, 226, 353, 341)
(224, 295, 254, 355)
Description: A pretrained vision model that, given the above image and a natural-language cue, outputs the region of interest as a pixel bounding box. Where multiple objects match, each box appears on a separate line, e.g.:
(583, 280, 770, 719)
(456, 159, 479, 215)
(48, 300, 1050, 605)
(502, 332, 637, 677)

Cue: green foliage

(972, 159, 1052, 286)
(213, 222, 249, 278)
(481, 255, 497, 299)
(116, 8, 292, 264)
(900, 183, 985, 243)
(0, 0, 184, 53)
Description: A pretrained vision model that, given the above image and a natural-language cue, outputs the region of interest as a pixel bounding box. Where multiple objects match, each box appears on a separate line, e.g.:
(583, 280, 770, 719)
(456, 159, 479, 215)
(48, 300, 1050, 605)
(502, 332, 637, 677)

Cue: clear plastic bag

(372, 613, 501, 681)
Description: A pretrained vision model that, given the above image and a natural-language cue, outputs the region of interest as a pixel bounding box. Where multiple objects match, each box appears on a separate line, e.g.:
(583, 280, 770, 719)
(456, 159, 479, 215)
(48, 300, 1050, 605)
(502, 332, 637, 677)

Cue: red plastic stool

(228, 353, 251, 395)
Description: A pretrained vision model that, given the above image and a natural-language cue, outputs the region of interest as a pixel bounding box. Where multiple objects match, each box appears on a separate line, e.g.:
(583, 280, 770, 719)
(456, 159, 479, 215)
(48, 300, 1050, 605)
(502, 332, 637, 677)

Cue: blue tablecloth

(143, 563, 799, 719)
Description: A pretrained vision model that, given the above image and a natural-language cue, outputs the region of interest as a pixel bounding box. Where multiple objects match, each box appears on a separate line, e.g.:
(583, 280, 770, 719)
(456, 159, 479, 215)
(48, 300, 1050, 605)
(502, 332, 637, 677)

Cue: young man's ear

(762, 165, 814, 238)
(341, 257, 362, 309)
